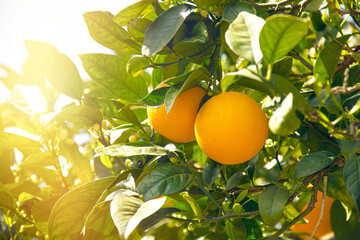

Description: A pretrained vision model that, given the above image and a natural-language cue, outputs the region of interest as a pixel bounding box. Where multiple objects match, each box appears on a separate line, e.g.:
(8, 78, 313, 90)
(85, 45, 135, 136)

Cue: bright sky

(0, 0, 138, 75)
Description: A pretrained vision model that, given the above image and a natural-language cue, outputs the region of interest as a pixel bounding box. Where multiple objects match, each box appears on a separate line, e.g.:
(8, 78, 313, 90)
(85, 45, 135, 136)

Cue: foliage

(1, 0, 360, 239)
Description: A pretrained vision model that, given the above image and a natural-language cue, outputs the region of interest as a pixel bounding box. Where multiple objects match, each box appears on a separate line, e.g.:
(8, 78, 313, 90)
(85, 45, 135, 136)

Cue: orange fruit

(292, 193, 335, 238)
(147, 85, 206, 143)
(194, 92, 268, 165)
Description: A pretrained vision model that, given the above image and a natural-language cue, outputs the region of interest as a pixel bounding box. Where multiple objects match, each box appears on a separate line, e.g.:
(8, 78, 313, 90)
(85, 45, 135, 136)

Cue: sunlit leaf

(259, 15, 310, 64)
(142, 4, 194, 57)
(48, 177, 115, 240)
(95, 143, 171, 158)
(180, 192, 205, 220)
(0, 132, 41, 149)
(0, 183, 16, 211)
(294, 151, 336, 179)
(225, 12, 265, 63)
(59, 140, 93, 183)
(24, 40, 82, 101)
(8, 85, 47, 115)
(113, 0, 154, 26)
(269, 93, 301, 136)
(223, 2, 256, 23)
(125, 197, 166, 239)
(80, 53, 148, 102)
(138, 163, 191, 201)
(259, 185, 289, 227)
(83, 11, 141, 54)
(225, 219, 247, 240)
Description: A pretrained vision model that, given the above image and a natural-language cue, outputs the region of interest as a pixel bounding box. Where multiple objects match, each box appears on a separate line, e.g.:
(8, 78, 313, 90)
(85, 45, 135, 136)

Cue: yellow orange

(194, 92, 268, 165)
(292, 193, 334, 238)
(147, 86, 206, 143)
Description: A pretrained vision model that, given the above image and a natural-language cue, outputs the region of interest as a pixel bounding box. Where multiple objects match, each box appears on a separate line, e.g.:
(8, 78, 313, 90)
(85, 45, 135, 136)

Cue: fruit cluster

(147, 85, 269, 165)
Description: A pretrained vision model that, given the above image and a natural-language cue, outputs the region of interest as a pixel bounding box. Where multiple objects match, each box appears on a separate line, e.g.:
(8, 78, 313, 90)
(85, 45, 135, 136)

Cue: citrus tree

(1, 0, 360, 239)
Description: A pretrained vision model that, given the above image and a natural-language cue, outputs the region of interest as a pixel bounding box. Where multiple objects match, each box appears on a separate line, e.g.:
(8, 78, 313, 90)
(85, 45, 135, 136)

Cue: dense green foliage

(1, 0, 360, 239)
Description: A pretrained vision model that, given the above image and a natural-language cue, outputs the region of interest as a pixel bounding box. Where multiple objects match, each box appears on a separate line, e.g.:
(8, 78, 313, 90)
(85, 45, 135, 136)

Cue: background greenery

(1, 0, 360, 239)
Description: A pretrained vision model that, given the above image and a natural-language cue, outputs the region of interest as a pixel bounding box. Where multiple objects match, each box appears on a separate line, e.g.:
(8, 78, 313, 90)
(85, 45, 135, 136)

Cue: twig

(246, 0, 294, 9)
(307, 175, 328, 240)
(268, 174, 322, 240)
(326, 0, 360, 15)
(203, 211, 260, 222)
(332, 68, 360, 94)
(287, 52, 314, 72)
(166, 215, 199, 223)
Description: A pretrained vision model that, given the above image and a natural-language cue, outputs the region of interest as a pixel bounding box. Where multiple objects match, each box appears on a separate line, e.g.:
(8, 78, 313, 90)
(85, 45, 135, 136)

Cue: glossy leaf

(113, 0, 154, 26)
(343, 156, 360, 210)
(0, 183, 16, 211)
(225, 12, 265, 63)
(125, 197, 166, 239)
(42, 105, 103, 128)
(79, 54, 148, 102)
(259, 15, 310, 64)
(48, 177, 115, 240)
(223, 2, 256, 23)
(221, 68, 274, 97)
(0, 132, 41, 149)
(95, 143, 171, 158)
(325, 170, 356, 208)
(202, 160, 221, 186)
(138, 163, 191, 201)
(24, 40, 82, 100)
(59, 140, 93, 183)
(294, 151, 336, 179)
(225, 172, 250, 191)
(84, 97, 141, 126)
(83, 11, 141, 54)
(142, 4, 194, 57)
(140, 86, 170, 107)
(110, 193, 143, 239)
(338, 139, 360, 160)
(314, 35, 350, 97)
(269, 93, 301, 136)
(180, 192, 204, 220)
(259, 185, 289, 227)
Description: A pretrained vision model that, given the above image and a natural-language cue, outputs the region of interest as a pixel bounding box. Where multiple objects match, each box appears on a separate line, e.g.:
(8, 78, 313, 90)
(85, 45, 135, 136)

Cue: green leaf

(125, 197, 166, 239)
(59, 140, 93, 183)
(221, 68, 274, 97)
(325, 170, 356, 209)
(42, 105, 103, 128)
(294, 151, 336, 179)
(48, 177, 115, 240)
(259, 15, 310, 64)
(19, 151, 57, 169)
(164, 68, 209, 113)
(0, 183, 16, 211)
(225, 12, 265, 63)
(95, 143, 171, 158)
(225, 172, 250, 191)
(314, 35, 350, 97)
(24, 40, 82, 100)
(110, 193, 143, 239)
(338, 139, 360, 160)
(135, 157, 159, 186)
(272, 56, 293, 78)
(0, 132, 41, 149)
(225, 219, 247, 240)
(269, 93, 302, 136)
(223, 2, 256, 23)
(258, 185, 289, 227)
(180, 192, 204, 220)
(83, 11, 141, 54)
(8, 85, 47, 115)
(331, 200, 360, 240)
(79, 54, 148, 102)
(84, 97, 141, 126)
(202, 160, 221, 186)
(140, 86, 171, 107)
(113, 0, 154, 26)
(128, 18, 152, 40)
(343, 156, 360, 211)
(138, 163, 191, 201)
(142, 4, 194, 57)
(272, 74, 313, 112)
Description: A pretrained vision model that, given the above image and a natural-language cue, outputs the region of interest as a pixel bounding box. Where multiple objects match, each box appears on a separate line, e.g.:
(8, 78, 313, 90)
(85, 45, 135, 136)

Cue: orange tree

(1, 0, 360, 239)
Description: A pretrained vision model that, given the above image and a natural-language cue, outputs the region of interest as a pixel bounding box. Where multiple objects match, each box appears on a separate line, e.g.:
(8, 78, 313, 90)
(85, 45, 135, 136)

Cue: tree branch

(287, 52, 314, 72)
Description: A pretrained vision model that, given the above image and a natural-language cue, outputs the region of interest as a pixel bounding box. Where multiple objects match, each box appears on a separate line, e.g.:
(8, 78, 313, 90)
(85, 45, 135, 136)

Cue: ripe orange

(194, 92, 268, 165)
(292, 193, 335, 238)
(147, 85, 206, 143)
